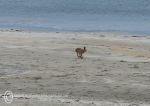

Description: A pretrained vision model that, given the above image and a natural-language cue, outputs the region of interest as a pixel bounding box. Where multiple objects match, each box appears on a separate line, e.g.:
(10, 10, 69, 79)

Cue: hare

(75, 47, 86, 59)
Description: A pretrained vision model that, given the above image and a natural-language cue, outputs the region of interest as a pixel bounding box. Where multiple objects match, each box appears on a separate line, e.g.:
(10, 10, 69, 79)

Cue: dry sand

(0, 31, 150, 106)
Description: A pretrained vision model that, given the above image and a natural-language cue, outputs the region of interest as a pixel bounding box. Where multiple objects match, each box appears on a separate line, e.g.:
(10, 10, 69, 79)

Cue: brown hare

(75, 46, 86, 59)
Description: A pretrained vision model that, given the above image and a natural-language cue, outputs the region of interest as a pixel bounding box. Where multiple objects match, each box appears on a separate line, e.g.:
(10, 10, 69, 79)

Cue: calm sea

(0, 0, 150, 34)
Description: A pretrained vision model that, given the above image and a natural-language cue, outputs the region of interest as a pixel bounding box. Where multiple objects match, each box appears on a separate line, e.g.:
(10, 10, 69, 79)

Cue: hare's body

(75, 47, 86, 59)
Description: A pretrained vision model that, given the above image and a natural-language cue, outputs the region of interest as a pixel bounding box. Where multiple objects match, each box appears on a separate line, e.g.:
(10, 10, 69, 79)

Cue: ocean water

(0, 0, 150, 34)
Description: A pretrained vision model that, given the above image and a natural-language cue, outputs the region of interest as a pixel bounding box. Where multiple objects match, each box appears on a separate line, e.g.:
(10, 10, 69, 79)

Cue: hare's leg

(77, 52, 80, 58)
(80, 53, 83, 59)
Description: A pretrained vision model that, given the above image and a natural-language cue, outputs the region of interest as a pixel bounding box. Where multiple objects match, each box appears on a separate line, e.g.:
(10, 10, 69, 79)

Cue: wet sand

(0, 31, 150, 106)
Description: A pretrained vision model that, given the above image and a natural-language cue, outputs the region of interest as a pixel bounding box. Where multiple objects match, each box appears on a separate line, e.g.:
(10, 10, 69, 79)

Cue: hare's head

(84, 46, 86, 52)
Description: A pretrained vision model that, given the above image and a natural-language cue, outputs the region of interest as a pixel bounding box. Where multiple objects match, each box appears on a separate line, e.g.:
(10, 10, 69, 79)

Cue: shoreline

(0, 28, 150, 37)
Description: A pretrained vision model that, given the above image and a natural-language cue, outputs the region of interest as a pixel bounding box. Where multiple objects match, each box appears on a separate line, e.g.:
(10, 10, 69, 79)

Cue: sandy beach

(0, 31, 150, 106)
